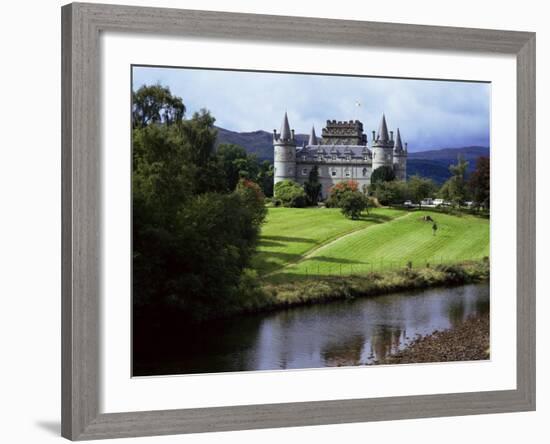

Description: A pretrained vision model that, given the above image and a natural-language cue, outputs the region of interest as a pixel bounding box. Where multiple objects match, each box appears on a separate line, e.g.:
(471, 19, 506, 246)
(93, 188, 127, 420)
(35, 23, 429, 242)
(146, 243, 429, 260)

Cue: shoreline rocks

(377, 314, 490, 365)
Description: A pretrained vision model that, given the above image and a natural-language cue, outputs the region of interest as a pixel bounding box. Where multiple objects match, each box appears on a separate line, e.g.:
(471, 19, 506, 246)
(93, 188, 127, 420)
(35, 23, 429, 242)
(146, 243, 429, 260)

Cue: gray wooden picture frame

(61, 2, 536, 440)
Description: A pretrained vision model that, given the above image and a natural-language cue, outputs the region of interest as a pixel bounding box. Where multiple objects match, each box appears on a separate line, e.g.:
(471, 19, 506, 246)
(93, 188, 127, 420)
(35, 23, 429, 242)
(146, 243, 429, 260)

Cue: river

(133, 282, 489, 376)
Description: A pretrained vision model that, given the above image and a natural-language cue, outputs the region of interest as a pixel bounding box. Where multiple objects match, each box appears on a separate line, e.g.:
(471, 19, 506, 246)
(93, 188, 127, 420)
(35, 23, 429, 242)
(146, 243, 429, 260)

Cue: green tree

(339, 191, 369, 219)
(370, 165, 396, 184)
(372, 180, 410, 205)
(132, 101, 266, 321)
(256, 160, 274, 198)
(439, 155, 470, 208)
(408, 175, 437, 209)
(274, 180, 307, 207)
(132, 83, 186, 128)
(235, 179, 267, 226)
(468, 156, 490, 210)
(303, 165, 322, 206)
(216, 143, 259, 191)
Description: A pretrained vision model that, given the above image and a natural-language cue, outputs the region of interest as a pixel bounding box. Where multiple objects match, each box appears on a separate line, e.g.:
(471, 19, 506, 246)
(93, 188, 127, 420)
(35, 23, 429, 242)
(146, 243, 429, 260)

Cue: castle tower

(308, 125, 318, 145)
(273, 112, 297, 186)
(371, 114, 394, 174)
(393, 128, 407, 180)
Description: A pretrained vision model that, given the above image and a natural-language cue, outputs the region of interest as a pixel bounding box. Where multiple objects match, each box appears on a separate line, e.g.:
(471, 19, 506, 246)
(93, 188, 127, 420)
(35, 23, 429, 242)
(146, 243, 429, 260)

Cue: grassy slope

(251, 207, 405, 275)
(262, 210, 489, 283)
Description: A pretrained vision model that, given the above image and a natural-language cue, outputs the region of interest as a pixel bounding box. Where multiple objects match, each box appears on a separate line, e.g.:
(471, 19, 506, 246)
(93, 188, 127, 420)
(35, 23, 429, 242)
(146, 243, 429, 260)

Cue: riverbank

(135, 260, 489, 329)
(376, 314, 490, 364)
(257, 259, 489, 312)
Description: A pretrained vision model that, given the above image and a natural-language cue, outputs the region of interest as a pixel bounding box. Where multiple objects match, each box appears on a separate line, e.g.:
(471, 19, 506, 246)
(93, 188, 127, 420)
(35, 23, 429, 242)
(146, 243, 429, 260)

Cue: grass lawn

(254, 208, 489, 283)
(251, 207, 405, 275)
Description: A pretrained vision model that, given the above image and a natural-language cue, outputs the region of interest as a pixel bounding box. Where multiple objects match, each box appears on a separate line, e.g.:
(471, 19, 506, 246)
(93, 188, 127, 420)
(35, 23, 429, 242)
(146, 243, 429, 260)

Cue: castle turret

(393, 128, 407, 180)
(308, 125, 318, 145)
(273, 112, 297, 186)
(371, 114, 394, 175)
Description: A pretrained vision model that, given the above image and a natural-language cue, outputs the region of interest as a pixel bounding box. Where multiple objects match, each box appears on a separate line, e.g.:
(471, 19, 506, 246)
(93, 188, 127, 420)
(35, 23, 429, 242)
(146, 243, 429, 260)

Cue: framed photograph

(61, 2, 535, 440)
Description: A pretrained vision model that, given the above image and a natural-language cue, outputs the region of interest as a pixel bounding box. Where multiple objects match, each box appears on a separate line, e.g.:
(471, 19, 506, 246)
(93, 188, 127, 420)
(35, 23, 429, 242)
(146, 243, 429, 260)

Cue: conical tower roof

(280, 112, 292, 141)
(377, 114, 389, 142)
(394, 128, 404, 151)
(308, 125, 318, 145)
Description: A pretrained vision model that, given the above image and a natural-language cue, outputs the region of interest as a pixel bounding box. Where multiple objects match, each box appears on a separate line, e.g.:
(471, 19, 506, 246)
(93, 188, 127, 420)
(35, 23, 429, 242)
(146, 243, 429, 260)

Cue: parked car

(403, 200, 413, 207)
(434, 198, 451, 207)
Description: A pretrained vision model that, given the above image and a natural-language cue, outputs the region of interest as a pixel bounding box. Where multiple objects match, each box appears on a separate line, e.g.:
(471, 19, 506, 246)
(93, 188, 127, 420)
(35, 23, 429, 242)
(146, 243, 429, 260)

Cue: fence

(300, 256, 485, 278)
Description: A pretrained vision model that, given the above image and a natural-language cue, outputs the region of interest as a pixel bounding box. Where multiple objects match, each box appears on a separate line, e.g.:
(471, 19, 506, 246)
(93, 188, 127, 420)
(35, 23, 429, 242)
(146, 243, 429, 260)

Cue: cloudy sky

(133, 66, 490, 152)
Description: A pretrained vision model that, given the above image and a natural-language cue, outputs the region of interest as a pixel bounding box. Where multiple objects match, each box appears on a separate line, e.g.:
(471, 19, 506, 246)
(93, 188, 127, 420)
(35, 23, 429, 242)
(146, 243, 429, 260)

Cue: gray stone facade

(273, 113, 407, 199)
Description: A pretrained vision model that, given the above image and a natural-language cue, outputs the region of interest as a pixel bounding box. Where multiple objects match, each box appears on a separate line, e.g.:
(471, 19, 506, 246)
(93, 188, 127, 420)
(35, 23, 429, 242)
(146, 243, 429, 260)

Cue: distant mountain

(215, 127, 308, 161)
(215, 126, 489, 184)
(406, 160, 454, 184)
(408, 146, 489, 162)
(407, 146, 489, 184)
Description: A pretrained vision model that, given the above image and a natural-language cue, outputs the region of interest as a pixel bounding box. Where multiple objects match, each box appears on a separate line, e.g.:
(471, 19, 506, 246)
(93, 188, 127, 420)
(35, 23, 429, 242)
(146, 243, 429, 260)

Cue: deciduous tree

(132, 84, 186, 128)
(274, 180, 307, 208)
(370, 165, 396, 184)
(439, 155, 470, 208)
(408, 175, 437, 209)
(468, 156, 490, 210)
(339, 191, 369, 219)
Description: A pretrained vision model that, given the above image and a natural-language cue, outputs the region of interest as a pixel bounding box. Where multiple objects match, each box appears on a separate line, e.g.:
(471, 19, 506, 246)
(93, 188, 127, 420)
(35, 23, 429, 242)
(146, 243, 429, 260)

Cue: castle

(273, 112, 407, 199)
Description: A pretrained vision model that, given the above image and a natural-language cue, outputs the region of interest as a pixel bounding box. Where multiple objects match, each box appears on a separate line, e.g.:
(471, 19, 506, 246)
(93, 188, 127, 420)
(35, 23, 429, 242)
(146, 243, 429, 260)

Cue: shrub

(274, 180, 307, 208)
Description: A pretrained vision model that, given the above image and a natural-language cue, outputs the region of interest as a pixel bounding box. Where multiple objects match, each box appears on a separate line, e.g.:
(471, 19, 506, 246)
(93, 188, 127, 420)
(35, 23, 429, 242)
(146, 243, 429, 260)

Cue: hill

(407, 146, 489, 161)
(253, 207, 490, 284)
(407, 147, 489, 183)
(215, 127, 308, 161)
(215, 126, 489, 183)
(252, 207, 403, 276)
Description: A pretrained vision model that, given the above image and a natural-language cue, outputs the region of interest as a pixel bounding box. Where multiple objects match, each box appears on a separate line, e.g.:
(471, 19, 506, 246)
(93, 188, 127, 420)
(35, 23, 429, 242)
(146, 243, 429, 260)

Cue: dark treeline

(132, 84, 270, 325)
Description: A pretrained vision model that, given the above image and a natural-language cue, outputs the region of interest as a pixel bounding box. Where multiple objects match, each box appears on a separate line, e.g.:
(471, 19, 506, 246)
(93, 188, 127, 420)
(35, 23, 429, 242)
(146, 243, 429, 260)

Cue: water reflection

(133, 283, 489, 376)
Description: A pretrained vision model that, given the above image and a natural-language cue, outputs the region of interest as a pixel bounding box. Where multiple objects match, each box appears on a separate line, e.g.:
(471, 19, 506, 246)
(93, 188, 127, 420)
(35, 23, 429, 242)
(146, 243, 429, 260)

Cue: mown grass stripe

(262, 209, 489, 283)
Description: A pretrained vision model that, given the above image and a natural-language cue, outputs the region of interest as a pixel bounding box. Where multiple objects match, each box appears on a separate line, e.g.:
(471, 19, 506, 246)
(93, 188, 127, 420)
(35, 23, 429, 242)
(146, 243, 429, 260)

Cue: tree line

(273, 155, 490, 217)
(369, 156, 489, 210)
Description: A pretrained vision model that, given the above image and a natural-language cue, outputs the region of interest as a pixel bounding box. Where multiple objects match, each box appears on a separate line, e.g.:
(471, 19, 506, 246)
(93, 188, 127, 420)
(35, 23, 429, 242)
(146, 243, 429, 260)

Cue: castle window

(331, 170, 337, 177)
(362, 168, 368, 177)
(345, 170, 351, 177)
(302, 168, 308, 176)
(346, 155, 351, 161)
(302, 155, 306, 161)
(332, 155, 336, 160)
